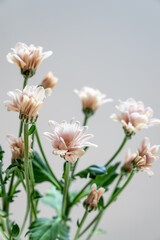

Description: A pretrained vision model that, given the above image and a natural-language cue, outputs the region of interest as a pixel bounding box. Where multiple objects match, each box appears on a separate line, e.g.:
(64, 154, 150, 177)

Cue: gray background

(0, 0, 160, 239)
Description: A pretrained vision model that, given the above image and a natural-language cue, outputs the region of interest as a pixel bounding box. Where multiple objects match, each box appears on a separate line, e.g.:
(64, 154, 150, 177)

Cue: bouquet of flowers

(0, 42, 160, 240)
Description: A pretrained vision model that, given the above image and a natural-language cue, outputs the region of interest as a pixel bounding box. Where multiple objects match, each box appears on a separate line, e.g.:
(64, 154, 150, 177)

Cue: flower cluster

(123, 138, 160, 176)
(2, 42, 160, 240)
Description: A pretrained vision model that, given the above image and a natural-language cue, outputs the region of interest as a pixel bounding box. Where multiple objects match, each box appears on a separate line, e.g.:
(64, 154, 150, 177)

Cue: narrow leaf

(28, 125, 36, 136)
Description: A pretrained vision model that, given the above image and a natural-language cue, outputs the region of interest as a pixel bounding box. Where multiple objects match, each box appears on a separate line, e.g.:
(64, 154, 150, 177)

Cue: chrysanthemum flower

(110, 98, 160, 134)
(43, 119, 97, 163)
(41, 72, 58, 96)
(83, 184, 105, 210)
(7, 134, 32, 161)
(4, 85, 46, 123)
(74, 86, 113, 112)
(7, 42, 52, 77)
(123, 138, 159, 176)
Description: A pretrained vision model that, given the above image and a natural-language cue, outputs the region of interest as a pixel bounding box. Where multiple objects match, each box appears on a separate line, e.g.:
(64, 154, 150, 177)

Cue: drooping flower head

(74, 87, 113, 116)
(83, 184, 105, 211)
(4, 85, 46, 123)
(123, 138, 160, 176)
(7, 134, 32, 162)
(43, 119, 97, 163)
(110, 98, 160, 134)
(40, 72, 58, 96)
(7, 42, 52, 78)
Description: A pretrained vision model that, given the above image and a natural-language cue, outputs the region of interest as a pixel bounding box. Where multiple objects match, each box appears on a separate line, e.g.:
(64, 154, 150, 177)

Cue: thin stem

(105, 171, 134, 209)
(62, 162, 70, 220)
(71, 181, 92, 206)
(19, 123, 30, 237)
(83, 115, 89, 126)
(0, 228, 9, 240)
(35, 127, 62, 191)
(86, 212, 102, 240)
(105, 135, 128, 167)
(17, 169, 26, 190)
(71, 115, 89, 177)
(0, 171, 9, 236)
(10, 179, 21, 196)
(23, 77, 28, 89)
(74, 210, 88, 240)
(18, 77, 28, 138)
(79, 212, 100, 238)
(28, 160, 37, 221)
(7, 171, 15, 198)
(79, 171, 134, 238)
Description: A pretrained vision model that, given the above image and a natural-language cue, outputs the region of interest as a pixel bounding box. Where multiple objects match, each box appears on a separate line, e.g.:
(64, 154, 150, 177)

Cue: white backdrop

(0, 0, 160, 239)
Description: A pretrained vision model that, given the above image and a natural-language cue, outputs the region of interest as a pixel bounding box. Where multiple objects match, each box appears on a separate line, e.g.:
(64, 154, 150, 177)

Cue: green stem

(18, 77, 28, 138)
(0, 228, 9, 240)
(83, 115, 89, 126)
(74, 210, 88, 240)
(71, 115, 89, 177)
(17, 169, 26, 190)
(19, 123, 30, 237)
(23, 77, 28, 89)
(10, 179, 21, 196)
(86, 212, 102, 240)
(71, 181, 92, 206)
(7, 172, 15, 198)
(28, 160, 37, 221)
(79, 171, 134, 238)
(105, 171, 134, 209)
(35, 127, 62, 191)
(62, 162, 70, 220)
(105, 135, 128, 167)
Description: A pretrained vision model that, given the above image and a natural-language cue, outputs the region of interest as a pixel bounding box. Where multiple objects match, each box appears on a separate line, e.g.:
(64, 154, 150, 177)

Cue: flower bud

(83, 184, 105, 211)
(7, 135, 32, 163)
(74, 86, 112, 113)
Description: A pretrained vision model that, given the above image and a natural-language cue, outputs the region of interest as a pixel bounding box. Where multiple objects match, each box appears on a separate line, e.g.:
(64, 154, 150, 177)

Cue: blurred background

(0, 0, 160, 239)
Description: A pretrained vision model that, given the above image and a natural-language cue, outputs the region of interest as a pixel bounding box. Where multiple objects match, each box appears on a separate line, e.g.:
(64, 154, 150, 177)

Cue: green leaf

(11, 224, 20, 237)
(0, 209, 7, 217)
(28, 125, 36, 136)
(70, 189, 90, 204)
(94, 162, 120, 189)
(28, 217, 70, 240)
(0, 146, 4, 161)
(42, 186, 62, 217)
(98, 196, 104, 211)
(31, 150, 54, 184)
(93, 228, 106, 235)
(75, 164, 106, 179)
